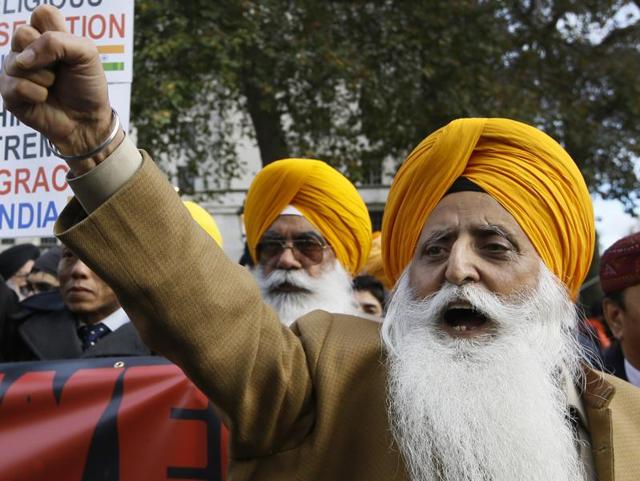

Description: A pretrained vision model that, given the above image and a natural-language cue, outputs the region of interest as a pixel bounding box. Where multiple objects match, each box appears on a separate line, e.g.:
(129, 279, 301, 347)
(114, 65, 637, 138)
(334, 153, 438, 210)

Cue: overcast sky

(593, 198, 639, 253)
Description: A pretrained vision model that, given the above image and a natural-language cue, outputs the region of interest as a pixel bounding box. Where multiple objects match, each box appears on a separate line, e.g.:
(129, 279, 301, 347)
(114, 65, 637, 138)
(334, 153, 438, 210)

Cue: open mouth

(441, 302, 490, 337)
(271, 282, 310, 294)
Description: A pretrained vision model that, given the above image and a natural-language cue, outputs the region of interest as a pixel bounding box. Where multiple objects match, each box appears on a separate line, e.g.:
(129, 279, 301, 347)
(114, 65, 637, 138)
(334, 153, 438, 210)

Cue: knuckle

(41, 31, 61, 51)
(1, 76, 19, 100)
(0, 77, 21, 105)
(2, 54, 18, 76)
(79, 36, 98, 53)
(13, 78, 30, 97)
(40, 30, 55, 42)
(13, 25, 32, 43)
(37, 69, 55, 86)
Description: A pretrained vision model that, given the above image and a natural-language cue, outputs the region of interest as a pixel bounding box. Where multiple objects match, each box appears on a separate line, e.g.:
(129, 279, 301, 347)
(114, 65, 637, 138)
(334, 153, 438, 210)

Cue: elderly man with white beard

(2, 6, 640, 481)
(243, 158, 371, 326)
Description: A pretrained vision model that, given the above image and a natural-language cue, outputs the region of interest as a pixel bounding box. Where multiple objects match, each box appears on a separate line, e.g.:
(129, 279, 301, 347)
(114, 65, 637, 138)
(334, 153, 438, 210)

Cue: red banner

(0, 357, 228, 481)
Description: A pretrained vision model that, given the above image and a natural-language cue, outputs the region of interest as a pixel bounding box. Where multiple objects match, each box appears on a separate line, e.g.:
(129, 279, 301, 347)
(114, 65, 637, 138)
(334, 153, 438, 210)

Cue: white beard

(382, 264, 586, 481)
(253, 261, 359, 326)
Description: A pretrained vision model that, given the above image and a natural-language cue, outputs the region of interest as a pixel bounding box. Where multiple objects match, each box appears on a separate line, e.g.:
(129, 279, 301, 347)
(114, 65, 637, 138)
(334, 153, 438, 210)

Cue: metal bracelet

(47, 109, 121, 162)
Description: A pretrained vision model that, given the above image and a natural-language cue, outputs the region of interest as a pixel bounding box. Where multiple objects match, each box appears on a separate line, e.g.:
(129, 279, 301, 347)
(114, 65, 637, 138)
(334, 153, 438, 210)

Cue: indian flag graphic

(98, 45, 126, 72)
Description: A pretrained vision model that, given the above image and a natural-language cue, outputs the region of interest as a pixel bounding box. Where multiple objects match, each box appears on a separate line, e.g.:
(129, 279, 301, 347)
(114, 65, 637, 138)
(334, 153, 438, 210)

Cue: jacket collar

(18, 309, 82, 360)
(582, 367, 616, 481)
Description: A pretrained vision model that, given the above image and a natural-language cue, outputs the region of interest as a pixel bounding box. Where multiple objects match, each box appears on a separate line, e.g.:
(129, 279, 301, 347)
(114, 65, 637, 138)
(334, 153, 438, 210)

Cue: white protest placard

(0, 0, 134, 238)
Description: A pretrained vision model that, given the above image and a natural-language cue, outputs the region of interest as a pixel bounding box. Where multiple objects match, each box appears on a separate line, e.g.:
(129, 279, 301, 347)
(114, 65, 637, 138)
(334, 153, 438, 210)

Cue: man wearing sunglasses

(244, 158, 372, 326)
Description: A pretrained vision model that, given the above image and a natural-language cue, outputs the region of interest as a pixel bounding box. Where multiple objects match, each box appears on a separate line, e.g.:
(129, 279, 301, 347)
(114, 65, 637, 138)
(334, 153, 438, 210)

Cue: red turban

(600, 232, 640, 295)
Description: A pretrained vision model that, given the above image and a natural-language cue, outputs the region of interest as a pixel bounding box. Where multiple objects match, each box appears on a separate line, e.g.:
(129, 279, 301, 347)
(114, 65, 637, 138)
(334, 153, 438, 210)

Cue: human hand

(0, 5, 121, 174)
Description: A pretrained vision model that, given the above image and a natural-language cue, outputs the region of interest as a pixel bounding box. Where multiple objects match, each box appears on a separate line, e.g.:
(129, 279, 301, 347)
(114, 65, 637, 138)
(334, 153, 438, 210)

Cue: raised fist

(0, 5, 118, 174)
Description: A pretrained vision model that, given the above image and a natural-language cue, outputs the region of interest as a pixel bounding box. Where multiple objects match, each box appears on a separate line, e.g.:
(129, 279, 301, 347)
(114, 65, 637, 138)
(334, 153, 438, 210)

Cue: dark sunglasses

(256, 237, 330, 265)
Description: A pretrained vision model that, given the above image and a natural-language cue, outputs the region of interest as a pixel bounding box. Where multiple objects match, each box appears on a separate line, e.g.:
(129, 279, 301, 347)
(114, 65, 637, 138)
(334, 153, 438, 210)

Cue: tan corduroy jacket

(56, 153, 640, 481)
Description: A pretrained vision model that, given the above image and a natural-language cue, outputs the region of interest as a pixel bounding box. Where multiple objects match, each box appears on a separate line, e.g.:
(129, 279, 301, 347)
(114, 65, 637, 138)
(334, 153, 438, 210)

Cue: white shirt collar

(78, 307, 130, 332)
(624, 358, 640, 388)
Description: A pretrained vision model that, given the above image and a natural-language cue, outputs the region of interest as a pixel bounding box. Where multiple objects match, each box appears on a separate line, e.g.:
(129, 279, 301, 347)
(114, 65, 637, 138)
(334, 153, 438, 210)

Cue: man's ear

(603, 298, 625, 340)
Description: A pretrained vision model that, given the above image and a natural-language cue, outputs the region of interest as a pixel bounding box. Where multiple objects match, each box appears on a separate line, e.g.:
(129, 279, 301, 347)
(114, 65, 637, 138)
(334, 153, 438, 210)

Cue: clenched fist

(0, 5, 122, 174)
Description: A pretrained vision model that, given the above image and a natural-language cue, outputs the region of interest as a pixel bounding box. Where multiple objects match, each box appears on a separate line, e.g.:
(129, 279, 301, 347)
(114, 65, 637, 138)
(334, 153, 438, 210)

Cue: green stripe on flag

(102, 62, 125, 71)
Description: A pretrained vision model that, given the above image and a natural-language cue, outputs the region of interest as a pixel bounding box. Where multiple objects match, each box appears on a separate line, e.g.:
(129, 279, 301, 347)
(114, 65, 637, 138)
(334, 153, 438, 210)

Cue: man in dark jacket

(1, 244, 150, 362)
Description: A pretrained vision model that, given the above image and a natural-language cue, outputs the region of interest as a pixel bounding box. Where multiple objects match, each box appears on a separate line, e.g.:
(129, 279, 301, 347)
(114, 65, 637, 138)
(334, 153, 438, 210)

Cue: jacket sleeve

(55, 152, 318, 457)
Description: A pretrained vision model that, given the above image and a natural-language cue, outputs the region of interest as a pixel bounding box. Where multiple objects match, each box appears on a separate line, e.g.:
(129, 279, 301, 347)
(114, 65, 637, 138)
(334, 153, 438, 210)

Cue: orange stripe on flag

(98, 45, 125, 54)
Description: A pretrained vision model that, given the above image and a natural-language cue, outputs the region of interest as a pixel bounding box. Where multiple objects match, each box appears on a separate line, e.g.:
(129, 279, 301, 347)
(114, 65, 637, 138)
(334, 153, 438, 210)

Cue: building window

(360, 154, 383, 185)
(39, 237, 58, 247)
(177, 165, 195, 195)
(361, 158, 383, 186)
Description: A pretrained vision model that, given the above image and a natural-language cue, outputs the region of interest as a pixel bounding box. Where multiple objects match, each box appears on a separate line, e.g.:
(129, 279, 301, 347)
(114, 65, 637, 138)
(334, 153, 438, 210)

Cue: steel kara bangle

(47, 109, 121, 162)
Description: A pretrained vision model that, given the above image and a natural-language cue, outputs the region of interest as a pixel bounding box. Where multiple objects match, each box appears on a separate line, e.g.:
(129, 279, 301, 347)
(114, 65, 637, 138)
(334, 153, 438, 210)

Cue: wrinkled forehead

(418, 191, 534, 247)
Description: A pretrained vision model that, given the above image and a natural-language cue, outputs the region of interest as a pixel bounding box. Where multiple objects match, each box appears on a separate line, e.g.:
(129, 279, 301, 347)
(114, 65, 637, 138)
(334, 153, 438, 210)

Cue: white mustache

(261, 269, 318, 293)
(407, 281, 525, 329)
(254, 262, 359, 326)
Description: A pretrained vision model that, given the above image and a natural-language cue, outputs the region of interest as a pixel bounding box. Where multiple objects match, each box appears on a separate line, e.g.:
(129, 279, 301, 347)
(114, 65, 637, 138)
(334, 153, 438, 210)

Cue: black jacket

(0, 290, 151, 362)
(602, 340, 628, 382)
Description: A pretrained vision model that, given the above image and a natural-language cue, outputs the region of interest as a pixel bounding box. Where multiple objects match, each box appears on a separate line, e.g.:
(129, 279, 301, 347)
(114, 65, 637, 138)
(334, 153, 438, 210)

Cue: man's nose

(70, 259, 92, 278)
(444, 242, 480, 286)
(274, 245, 303, 270)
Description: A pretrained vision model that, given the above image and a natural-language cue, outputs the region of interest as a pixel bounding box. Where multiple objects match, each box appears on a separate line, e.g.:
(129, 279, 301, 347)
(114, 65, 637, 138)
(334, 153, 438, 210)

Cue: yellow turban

(244, 159, 372, 275)
(184, 201, 224, 247)
(382, 118, 594, 299)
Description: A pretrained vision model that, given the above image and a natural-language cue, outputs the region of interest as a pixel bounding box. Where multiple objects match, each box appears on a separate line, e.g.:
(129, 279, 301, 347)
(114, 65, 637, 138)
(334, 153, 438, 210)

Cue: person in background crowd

(238, 242, 254, 268)
(361, 231, 393, 290)
(22, 246, 62, 298)
(353, 275, 385, 320)
(184, 201, 224, 248)
(3, 7, 640, 480)
(584, 300, 612, 351)
(1, 243, 151, 362)
(0, 244, 40, 301)
(600, 232, 640, 387)
(244, 158, 371, 326)
(0, 280, 19, 349)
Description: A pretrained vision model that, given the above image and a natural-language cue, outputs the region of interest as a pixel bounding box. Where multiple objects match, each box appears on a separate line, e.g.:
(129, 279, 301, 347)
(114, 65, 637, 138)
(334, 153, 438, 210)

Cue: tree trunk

(242, 77, 289, 166)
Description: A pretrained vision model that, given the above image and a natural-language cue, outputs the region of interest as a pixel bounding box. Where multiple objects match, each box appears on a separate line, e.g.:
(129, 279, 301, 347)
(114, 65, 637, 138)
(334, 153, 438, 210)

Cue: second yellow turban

(244, 159, 372, 275)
